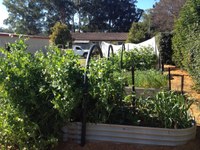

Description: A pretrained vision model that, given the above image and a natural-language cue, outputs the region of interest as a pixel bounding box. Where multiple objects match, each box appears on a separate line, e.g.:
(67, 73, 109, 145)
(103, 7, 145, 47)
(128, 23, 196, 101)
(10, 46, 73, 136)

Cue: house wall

(0, 34, 49, 53)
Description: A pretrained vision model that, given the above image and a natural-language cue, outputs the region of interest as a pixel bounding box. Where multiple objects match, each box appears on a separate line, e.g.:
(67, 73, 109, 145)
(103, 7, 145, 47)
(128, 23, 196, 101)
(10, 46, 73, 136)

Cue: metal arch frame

(81, 44, 103, 146)
(107, 45, 114, 59)
(120, 43, 126, 69)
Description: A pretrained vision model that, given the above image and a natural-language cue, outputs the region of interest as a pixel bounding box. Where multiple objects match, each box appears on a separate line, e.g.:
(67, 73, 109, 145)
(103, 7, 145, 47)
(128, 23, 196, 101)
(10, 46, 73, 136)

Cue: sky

(0, 0, 158, 28)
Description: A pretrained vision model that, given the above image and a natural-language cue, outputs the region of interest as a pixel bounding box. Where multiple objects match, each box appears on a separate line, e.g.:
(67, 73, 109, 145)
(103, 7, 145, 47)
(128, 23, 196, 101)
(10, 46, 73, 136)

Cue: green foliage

(3, 0, 45, 35)
(80, 0, 142, 32)
(172, 0, 200, 68)
(50, 22, 71, 47)
(185, 28, 200, 91)
(135, 91, 193, 128)
(172, 0, 200, 89)
(156, 32, 173, 64)
(126, 22, 150, 43)
(0, 38, 83, 149)
(35, 46, 84, 119)
(86, 58, 126, 123)
(126, 12, 154, 43)
(114, 47, 157, 71)
(125, 69, 168, 88)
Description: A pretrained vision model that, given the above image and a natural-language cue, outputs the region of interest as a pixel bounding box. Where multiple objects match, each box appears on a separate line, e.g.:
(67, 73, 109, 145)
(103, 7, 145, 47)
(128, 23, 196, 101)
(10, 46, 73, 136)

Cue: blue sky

(0, 0, 159, 28)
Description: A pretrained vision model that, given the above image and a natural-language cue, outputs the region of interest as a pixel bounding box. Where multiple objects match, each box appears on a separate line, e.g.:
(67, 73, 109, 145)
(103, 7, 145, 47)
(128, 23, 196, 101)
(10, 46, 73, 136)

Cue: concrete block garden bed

(62, 122, 196, 146)
(125, 86, 162, 98)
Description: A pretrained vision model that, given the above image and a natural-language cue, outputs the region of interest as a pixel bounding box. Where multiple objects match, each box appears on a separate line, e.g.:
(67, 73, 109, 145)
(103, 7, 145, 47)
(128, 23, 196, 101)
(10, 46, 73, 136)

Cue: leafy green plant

(125, 69, 168, 88)
(114, 47, 157, 71)
(0, 38, 83, 149)
(50, 22, 71, 48)
(86, 58, 126, 123)
(35, 46, 84, 120)
(156, 32, 173, 64)
(134, 91, 194, 128)
(172, 0, 200, 69)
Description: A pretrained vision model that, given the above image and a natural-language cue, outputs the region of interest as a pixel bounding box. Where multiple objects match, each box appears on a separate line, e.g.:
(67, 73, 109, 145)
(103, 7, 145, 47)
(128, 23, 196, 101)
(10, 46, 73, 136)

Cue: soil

(56, 65, 200, 150)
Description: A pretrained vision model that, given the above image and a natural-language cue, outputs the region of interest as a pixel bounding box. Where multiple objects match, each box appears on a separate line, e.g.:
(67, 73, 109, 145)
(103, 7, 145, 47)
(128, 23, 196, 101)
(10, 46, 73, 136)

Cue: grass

(125, 69, 168, 88)
(79, 58, 86, 66)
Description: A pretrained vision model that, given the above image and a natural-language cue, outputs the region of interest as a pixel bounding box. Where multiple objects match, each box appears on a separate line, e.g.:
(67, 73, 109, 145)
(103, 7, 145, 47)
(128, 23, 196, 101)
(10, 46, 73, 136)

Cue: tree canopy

(150, 0, 186, 32)
(80, 0, 143, 32)
(3, 0, 45, 35)
(126, 12, 153, 43)
(3, 0, 143, 34)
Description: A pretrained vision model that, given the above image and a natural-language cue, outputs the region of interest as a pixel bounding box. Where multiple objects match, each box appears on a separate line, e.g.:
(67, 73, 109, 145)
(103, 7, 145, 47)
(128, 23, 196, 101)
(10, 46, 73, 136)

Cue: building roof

(71, 32, 128, 41)
(0, 32, 49, 40)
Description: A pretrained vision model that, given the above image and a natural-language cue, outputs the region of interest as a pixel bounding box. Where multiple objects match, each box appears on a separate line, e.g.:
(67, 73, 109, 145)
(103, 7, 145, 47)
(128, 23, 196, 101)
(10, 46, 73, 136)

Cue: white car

(72, 45, 89, 58)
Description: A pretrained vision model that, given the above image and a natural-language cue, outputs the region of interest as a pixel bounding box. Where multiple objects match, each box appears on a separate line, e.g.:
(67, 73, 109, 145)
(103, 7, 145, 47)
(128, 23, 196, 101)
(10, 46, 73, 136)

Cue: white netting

(100, 37, 159, 58)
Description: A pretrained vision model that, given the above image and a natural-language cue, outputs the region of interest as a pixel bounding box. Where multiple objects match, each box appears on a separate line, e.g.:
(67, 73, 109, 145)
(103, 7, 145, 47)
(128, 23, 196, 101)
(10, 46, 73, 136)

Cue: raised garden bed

(125, 86, 162, 98)
(62, 122, 196, 146)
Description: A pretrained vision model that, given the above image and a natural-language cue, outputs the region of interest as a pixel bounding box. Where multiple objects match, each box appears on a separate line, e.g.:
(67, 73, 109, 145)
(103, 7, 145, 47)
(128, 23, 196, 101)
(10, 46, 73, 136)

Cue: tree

(3, 0, 45, 35)
(3, 0, 76, 34)
(127, 12, 153, 43)
(151, 0, 186, 32)
(43, 0, 76, 32)
(80, 0, 143, 32)
(50, 22, 71, 47)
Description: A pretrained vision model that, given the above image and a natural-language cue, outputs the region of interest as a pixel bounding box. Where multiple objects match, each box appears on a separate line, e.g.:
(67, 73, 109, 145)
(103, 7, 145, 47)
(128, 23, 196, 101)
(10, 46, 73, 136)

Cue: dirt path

(164, 65, 200, 125)
(56, 66, 200, 150)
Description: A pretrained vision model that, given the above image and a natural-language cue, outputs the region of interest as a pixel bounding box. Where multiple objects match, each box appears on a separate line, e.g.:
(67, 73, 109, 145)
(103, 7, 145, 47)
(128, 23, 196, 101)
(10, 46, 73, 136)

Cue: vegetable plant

(125, 69, 168, 88)
(0, 38, 83, 149)
(113, 47, 157, 70)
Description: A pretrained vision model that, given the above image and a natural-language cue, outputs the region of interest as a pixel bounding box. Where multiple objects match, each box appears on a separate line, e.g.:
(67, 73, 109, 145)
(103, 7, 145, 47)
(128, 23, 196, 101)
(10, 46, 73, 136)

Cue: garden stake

(181, 75, 184, 95)
(81, 44, 103, 146)
(161, 59, 164, 74)
(120, 43, 125, 70)
(132, 65, 136, 114)
(168, 67, 171, 91)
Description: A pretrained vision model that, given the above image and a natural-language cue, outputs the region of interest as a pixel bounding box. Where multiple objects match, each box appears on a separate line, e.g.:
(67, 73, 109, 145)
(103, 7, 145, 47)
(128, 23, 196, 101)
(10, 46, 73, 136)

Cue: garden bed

(62, 122, 196, 146)
(125, 86, 162, 98)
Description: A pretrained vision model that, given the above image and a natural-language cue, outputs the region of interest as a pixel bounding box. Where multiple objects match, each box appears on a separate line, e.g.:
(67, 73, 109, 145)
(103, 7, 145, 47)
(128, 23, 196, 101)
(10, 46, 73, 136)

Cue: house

(0, 32, 49, 53)
(71, 32, 128, 49)
(0, 32, 128, 52)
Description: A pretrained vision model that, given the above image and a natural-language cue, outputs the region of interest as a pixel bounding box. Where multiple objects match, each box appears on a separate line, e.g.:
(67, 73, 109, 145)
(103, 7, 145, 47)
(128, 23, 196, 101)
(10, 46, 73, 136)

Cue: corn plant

(135, 91, 194, 128)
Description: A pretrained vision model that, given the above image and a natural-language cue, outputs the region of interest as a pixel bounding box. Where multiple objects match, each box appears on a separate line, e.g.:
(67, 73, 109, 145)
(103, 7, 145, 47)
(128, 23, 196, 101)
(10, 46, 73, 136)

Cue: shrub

(50, 22, 71, 48)
(156, 32, 173, 64)
(126, 22, 150, 43)
(172, 0, 200, 69)
(172, 0, 200, 89)
(0, 38, 83, 149)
